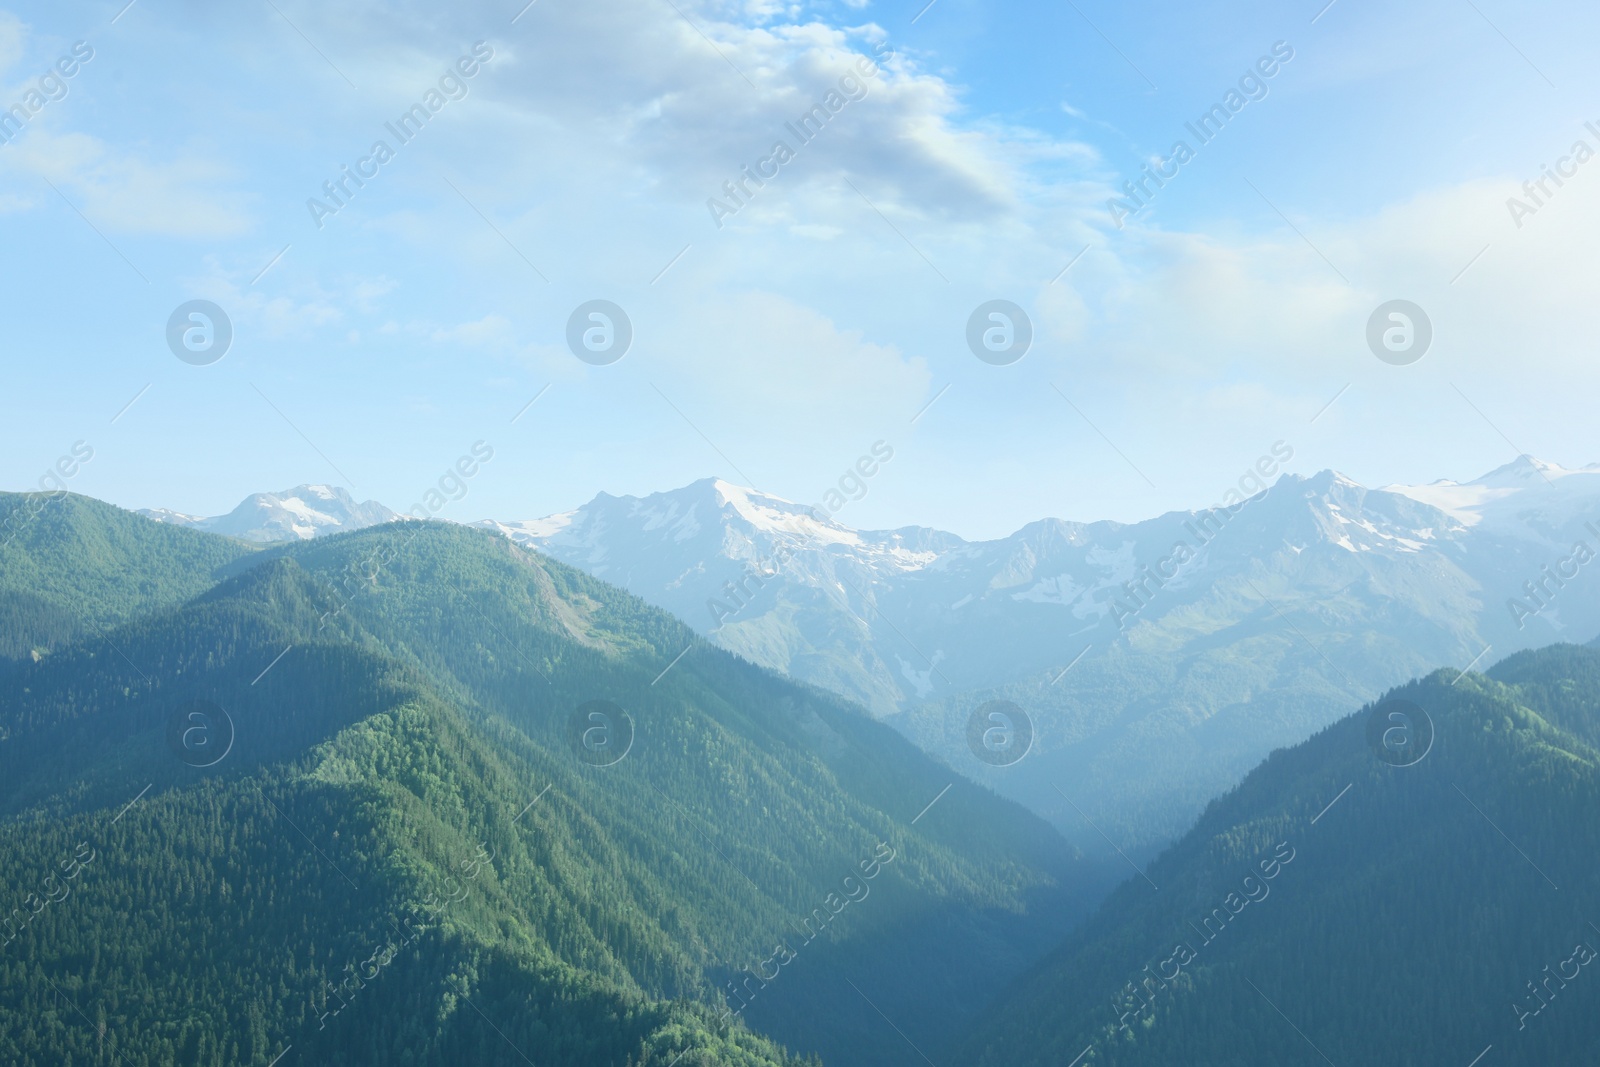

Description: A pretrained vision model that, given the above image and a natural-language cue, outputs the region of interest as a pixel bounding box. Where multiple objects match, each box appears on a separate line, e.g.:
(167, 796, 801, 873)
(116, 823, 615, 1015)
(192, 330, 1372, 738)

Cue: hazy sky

(1, 0, 1597, 538)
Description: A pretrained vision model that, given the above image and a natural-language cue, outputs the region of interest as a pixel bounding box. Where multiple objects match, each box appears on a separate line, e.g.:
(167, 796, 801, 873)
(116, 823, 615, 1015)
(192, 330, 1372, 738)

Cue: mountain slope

(0, 548, 800, 1067)
(475, 478, 958, 716)
(135, 458, 1600, 862)
(0, 498, 1096, 1067)
(897, 468, 1487, 855)
(0, 490, 255, 667)
(479, 460, 1600, 859)
(261, 519, 1098, 1064)
(958, 643, 1600, 1066)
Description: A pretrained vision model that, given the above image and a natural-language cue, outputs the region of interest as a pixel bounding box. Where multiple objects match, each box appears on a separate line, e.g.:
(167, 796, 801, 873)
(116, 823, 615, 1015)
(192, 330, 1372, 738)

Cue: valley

(7, 455, 1596, 1065)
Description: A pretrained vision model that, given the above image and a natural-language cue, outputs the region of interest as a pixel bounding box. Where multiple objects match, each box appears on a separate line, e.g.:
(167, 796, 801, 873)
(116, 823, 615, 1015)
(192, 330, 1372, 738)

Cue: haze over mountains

(4, 474, 1599, 1066)
(962, 641, 1600, 1067)
(9, 0, 1594, 1059)
(137, 457, 1600, 858)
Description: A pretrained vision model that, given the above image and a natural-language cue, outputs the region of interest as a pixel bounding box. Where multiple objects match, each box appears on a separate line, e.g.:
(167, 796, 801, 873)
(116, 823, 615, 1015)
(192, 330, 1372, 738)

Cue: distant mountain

(479, 458, 1600, 858)
(1384, 454, 1600, 531)
(139, 484, 399, 542)
(958, 642, 1600, 1066)
(1383, 456, 1600, 641)
(485, 460, 1600, 709)
(0, 490, 1094, 1067)
(135, 459, 1600, 859)
(475, 478, 961, 715)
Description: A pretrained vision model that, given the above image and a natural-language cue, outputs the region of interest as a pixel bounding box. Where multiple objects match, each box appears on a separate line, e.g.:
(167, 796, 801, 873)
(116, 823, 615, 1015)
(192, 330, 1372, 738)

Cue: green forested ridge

(266, 520, 1095, 1061)
(958, 642, 1600, 1066)
(0, 492, 254, 665)
(0, 493, 1091, 1066)
(1487, 642, 1600, 749)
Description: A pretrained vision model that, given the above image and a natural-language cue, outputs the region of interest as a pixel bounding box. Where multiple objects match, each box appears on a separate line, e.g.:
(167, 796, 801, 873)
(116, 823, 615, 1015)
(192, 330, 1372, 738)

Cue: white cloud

(277, 0, 1064, 227)
(0, 11, 25, 79)
(176, 268, 393, 341)
(428, 313, 518, 348)
(8, 129, 251, 237)
(643, 289, 932, 463)
(7, 0, 1585, 534)
(1077, 171, 1600, 392)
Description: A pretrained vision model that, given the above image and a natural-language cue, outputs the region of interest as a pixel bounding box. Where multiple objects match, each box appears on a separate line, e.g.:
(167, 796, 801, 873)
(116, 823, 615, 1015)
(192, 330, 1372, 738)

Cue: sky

(0, 0, 1597, 540)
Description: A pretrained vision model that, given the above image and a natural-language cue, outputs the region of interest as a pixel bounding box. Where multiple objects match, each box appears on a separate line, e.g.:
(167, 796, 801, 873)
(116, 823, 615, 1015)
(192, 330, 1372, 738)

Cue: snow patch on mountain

(139, 507, 205, 526)
(1385, 456, 1600, 537)
(137, 457, 1600, 719)
(138, 485, 400, 542)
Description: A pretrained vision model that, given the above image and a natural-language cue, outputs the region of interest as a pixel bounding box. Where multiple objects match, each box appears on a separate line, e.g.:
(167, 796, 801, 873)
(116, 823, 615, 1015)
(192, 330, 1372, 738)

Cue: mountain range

(136, 457, 1600, 860)
(0, 490, 1092, 1067)
(5, 481, 1600, 1064)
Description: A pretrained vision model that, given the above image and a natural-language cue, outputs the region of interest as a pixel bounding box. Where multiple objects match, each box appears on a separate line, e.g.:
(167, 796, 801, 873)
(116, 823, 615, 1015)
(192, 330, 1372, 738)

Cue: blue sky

(1, 0, 1597, 538)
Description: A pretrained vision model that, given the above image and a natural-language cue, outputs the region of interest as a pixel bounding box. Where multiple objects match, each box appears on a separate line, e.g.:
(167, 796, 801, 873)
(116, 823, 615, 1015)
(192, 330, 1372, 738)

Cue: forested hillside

(959, 642, 1600, 1066)
(0, 492, 1094, 1067)
(0, 492, 254, 666)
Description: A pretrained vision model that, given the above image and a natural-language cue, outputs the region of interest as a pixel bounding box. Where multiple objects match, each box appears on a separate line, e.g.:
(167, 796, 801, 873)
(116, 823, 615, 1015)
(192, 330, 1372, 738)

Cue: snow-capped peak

(1384, 456, 1600, 532)
(138, 485, 399, 543)
(704, 478, 864, 547)
(139, 507, 205, 526)
(1472, 454, 1596, 487)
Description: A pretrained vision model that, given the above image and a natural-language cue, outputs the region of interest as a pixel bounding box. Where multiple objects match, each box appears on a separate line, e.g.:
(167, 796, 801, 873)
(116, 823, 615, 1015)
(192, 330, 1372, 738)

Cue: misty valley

(3, 456, 1599, 1066)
